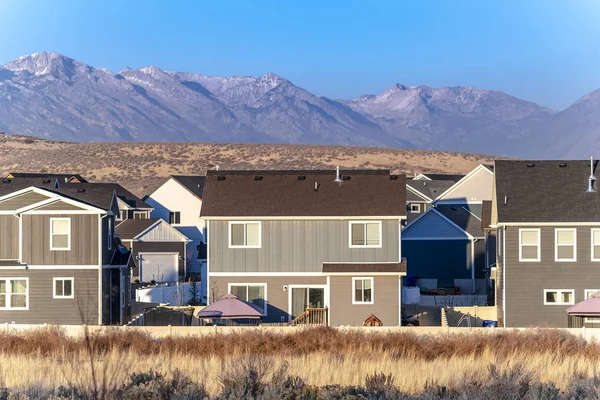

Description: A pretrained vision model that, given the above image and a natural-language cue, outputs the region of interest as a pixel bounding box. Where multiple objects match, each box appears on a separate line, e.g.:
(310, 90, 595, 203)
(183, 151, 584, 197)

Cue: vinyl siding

(130, 242, 186, 281)
(0, 269, 99, 324)
(209, 219, 400, 273)
(436, 167, 493, 204)
(403, 211, 468, 240)
(35, 201, 86, 211)
(22, 214, 99, 265)
(0, 215, 19, 259)
(137, 222, 187, 242)
(504, 226, 600, 327)
(405, 202, 432, 225)
(0, 192, 50, 210)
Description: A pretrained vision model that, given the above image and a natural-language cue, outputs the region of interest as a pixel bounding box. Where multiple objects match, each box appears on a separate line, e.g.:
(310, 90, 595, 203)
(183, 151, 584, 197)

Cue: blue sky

(0, 0, 599, 110)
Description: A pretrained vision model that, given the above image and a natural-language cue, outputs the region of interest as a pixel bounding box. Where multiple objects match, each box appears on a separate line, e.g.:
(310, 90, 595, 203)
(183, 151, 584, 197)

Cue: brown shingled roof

(200, 169, 406, 217)
(322, 261, 407, 274)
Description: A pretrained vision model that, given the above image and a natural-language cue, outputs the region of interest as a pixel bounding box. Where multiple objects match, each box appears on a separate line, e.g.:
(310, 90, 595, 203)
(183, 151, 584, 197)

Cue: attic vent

(342, 176, 351, 181)
(527, 163, 535, 168)
(297, 175, 306, 180)
(314, 182, 320, 192)
(42, 179, 51, 184)
(216, 176, 225, 181)
(559, 162, 568, 168)
(390, 175, 398, 180)
(254, 176, 263, 181)
(77, 188, 86, 193)
(2, 179, 11, 183)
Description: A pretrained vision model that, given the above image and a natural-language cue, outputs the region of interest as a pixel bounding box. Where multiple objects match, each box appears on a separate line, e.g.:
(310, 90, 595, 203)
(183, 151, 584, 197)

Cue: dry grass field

(0, 327, 599, 399)
(0, 134, 497, 197)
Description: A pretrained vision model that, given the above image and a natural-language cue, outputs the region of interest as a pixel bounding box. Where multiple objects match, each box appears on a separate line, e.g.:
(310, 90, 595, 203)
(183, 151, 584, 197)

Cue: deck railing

(288, 307, 328, 326)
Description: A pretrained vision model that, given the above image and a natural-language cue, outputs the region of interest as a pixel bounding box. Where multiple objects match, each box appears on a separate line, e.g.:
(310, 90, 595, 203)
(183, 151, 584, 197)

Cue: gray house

(493, 159, 600, 328)
(0, 183, 132, 325)
(201, 169, 407, 326)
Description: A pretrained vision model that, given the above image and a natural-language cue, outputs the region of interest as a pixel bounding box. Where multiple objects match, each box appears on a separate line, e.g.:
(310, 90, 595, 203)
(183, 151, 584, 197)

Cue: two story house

(201, 169, 407, 326)
(493, 159, 600, 327)
(0, 182, 132, 325)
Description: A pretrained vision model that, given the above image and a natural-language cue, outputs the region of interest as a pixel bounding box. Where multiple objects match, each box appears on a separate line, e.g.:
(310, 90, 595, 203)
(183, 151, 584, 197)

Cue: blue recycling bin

(482, 320, 498, 328)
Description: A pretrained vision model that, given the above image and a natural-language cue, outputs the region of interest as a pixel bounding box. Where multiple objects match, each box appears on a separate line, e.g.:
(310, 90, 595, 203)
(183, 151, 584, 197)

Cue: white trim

(349, 221, 383, 248)
(409, 203, 421, 214)
(228, 282, 268, 316)
(591, 229, 600, 262)
(398, 276, 402, 326)
(352, 277, 374, 304)
(585, 289, 600, 299)
(543, 289, 574, 305)
(0, 266, 26, 270)
(228, 221, 262, 248)
(209, 271, 403, 277)
(499, 222, 600, 227)
(15, 195, 105, 214)
(287, 284, 329, 322)
(24, 210, 100, 215)
(0, 186, 55, 203)
(402, 208, 474, 239)
(555, 228, 577, 262)
(413, 174, 432, 181)
(402, 237, 476, 241)
(52, 277, 75, 299)
(18, 215, 22, 263)
(406, 185, 432, 202)
(108, 218, 113, 251)
(98, 214, 104, 325)
(133, 211, 148, 219)
(433, 164, 494, 203)
(518, 228, 541, 262)
(206, 215, 406, 221)
(138, 252, 179, 282)
(50, 218, 71, 251)
(502, 225, 506, 327)
(26, 265, 99, 269)
(133, 219, 191, 242)
(0, 277, 29, 310)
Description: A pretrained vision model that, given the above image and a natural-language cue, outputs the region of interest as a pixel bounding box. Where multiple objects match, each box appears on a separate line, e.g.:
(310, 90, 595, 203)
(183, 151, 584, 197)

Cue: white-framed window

(584, 317, 600, 324)
(228, 283, 267, 316)
(410, 204, 421, 214)
(585, 289, 600, 299)
(519, 228, 540, 262)
(592, 229, 600, 262)
(108, 219, 113, 251)
(115, 210, 123, 221)
(50, 218, 71, 251)
(0, 278, 29, 310)
(169, 211, 181, 225)
(53, 278, 74, 299)
(133, 211, 147, 220)
(555, 228, 577, 262)
(352, 277, 374, 304)
(349, 221, 382, 248)
(229, 222, 261, 248)
(543, 289, 574, 305)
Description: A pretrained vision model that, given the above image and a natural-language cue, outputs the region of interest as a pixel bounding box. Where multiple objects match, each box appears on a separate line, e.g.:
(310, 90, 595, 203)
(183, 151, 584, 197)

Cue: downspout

(99, 213, 108, 325)
(503, 225, 507, 327)
(471, 239, 476, 295)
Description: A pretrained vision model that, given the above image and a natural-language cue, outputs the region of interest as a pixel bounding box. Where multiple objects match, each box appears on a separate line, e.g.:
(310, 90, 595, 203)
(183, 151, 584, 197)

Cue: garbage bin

(482, 320, 498, 328)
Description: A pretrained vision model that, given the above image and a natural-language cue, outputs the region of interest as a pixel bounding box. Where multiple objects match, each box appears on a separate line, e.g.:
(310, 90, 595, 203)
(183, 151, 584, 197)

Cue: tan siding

(209, 219, 400, 273)
(0, 269, 99, 324)
(330, 275, 400, 326)
(504, 226, 600, 327)
(35, 201, 86, 211)
(437, 167, 493, 203)
(0, 215, 19, 259)
(138, 222, 187, 241)
(0, 192, 51, 211)
(22, 214, 99, 265)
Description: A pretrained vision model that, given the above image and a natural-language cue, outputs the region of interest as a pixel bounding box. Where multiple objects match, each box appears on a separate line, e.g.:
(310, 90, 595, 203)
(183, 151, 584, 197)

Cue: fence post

(169, 324, 173, 337)
(4, 322, 8, 334)
(582, 326, 586, 341)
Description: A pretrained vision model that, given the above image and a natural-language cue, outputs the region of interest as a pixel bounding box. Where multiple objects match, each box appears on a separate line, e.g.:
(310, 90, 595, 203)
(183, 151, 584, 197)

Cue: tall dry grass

(0, 327, 599, 397)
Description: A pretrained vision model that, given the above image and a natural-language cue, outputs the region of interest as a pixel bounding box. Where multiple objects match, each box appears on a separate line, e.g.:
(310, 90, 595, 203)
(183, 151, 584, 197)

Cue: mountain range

(0, 52, 597, 158)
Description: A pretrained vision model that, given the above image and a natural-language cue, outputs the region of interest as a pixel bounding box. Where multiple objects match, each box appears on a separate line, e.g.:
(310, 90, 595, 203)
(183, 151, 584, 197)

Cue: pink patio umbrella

(197, 293, 262, 319)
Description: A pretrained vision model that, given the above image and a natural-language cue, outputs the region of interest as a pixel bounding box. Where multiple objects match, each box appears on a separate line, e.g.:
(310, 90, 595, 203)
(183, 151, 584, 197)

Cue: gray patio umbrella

(197, 293, 262, 319)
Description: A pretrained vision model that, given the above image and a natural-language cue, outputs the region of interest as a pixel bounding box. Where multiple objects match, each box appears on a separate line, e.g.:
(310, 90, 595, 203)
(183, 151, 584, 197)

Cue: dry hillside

(0, 134, 497, 197)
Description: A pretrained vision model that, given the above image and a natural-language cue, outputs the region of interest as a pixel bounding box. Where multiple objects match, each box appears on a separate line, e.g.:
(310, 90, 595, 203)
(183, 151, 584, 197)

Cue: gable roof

(0, 178, 58, 195)
(3, 172, 87, 183)
(51, 187, 116, 211)
(435, 205, 484, 238)
(402, 208, 469, 240)
(433, 164, 494, 204)
(59, 183, 151, 209)
(495, 160, 600, 223)
(414, 173, 465, 182)
(406, 185, 430, 202)
(201, 169, 406, 218)
(171, 176, 205, 199)
(115, 218, 189, 241)
(406, 180, 455, 201)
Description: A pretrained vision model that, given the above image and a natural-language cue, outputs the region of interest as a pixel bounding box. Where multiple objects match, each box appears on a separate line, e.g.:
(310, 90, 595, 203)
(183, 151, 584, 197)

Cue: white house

(144, 176, 206, 299)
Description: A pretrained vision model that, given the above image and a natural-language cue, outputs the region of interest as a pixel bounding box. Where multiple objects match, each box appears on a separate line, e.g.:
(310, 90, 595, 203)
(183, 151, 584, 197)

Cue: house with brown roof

(200, 168, 407, 326)
(493, 159, 600, 327)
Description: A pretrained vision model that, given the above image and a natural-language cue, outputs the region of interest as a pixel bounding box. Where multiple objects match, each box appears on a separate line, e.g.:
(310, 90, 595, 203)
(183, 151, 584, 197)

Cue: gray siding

(405, 202, 432, 225)
(504, 226, 600, 327)
(22, 214, 99, 265)
(0, 215, 19, 259)
(0, 268, 99, 325)
(209, 219, 400, 273)
(0, 192, 50, 211)
(330, 275, 400, 326)
(36, 201, 86, 211)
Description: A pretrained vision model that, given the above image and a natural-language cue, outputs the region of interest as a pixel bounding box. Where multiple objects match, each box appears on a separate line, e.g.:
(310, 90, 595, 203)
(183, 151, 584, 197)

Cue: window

(544, 289, 574, 305)
(115, 210, 123, 221)
(410, 204, 421, 214)
(349, 221, 382, 248)
(0, 278, 28, 309)
(585, 289, 600, 299)
(584, 317, 600, 324)
(133, 211, 147, 220)
(108, 219, 113, 251)
(228, 283, 267, 315)
(50, 218, 71, 251)
(53, 278, 74, 299)
(229, 222, 261, 248)
(592, 229, 600, 261)
(352, 277, 374, 304)
(169, 212, 181, 225)
(519, 229, 540, 262)
(555, 229, 576, 262)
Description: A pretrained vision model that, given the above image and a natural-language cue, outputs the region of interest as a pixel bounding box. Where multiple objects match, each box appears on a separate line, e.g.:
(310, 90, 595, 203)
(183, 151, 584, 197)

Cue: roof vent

(77, 188, 86, 193)
(587, 156, 596, 193)
(216, 176, 225, 181)
(314, 182, 320, 192)
(42, 179, 51, 184)
(527, 162, 535, 168)
(254, 176, 263, 181)
(390, 175, 398, 180)
(342, 176, 351, 181)
(504, 196, 508, 205)
(559, 162, 567, 168)
(297, 175, 306, 180)
(2, 179, 10, 183)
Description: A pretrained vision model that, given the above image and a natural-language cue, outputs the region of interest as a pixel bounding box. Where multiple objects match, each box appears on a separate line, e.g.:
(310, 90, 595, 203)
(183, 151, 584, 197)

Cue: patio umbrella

(197, 293, 262, 319)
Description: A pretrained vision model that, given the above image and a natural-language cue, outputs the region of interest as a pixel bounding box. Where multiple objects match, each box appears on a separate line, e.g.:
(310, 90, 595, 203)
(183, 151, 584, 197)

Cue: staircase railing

(288, 307, 328, 326)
